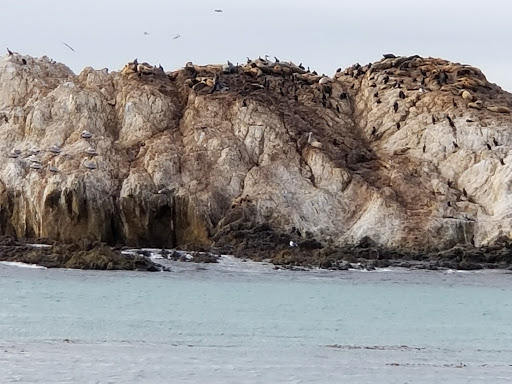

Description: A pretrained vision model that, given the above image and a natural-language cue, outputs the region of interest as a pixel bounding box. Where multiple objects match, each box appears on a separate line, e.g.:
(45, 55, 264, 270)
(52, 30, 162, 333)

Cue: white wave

(27, 243, 52, 248)
(0, 261, 47, 269)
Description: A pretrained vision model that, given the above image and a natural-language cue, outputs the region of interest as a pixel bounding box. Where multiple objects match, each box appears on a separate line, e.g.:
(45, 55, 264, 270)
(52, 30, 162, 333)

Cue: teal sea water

(0, 257, 511, 383)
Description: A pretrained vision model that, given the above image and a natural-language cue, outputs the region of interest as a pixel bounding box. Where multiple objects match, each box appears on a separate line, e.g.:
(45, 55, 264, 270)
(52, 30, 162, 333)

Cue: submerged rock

(0, 52, 512, 268)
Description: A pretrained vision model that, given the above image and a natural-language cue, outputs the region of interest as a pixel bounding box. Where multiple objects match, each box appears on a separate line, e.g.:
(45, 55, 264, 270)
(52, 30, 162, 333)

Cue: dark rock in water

(376, 259, 391, 268)
(337, 261, 351, 270)
(137, 250, 152, 257)
(189, 252, 219, 263)
(457, 260, 483, 270)
(0, 237, 167, 272)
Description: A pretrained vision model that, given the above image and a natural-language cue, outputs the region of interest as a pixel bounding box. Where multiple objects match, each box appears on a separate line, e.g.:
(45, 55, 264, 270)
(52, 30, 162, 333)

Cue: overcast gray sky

(1, 0, 511, 91)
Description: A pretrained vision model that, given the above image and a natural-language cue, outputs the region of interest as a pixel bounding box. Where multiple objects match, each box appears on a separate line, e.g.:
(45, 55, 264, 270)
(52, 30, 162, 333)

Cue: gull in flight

(214, 9, 223, 12)
(144, 31, 149, 35)
(61, 42, 75, 52)
(173, 34, 181, 40)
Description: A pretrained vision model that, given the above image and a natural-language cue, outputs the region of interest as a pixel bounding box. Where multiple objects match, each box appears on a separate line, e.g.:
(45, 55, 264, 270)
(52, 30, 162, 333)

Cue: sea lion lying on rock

(468, 100, 483, 110)
(486, 106, 511, 114)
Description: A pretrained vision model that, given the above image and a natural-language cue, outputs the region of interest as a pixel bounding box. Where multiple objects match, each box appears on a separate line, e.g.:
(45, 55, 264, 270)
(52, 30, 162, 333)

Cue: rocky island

(0, 51, 512, 271)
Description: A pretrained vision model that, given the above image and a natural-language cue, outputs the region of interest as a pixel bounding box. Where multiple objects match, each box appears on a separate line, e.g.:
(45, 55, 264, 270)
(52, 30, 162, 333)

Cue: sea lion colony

(120, 53, 511, 117)
(119, 53, 511, 161)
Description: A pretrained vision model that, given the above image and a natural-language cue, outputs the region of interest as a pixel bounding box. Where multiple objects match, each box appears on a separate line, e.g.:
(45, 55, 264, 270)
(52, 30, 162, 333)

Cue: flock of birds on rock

(7, 130, 99, 173)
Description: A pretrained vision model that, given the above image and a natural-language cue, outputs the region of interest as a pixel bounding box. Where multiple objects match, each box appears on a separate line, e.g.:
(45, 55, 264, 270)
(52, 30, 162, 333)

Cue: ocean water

(0, 257, 511, 383)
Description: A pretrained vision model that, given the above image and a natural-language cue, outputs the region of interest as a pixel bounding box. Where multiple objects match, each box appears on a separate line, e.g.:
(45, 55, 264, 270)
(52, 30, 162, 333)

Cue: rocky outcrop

(0, 237, 166, 271)
(1, 52, 512, 266)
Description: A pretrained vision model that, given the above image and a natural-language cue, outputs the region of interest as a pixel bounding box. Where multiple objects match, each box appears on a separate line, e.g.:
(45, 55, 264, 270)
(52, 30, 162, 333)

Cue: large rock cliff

(1, 52, 512, 259)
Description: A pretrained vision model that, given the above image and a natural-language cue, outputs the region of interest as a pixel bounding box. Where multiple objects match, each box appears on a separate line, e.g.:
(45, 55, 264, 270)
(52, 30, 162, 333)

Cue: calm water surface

(0, 257, 511, 383)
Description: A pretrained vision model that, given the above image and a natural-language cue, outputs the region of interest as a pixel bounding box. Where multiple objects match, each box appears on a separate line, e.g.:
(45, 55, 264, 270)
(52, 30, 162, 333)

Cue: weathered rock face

(0, 52, 512, 253)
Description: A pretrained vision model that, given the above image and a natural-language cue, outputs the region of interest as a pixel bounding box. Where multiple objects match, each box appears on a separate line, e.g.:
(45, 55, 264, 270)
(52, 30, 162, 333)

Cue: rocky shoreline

(211, 226, 512, 271)
(0, 237, 168, 271)
(1, 232, 511, 272)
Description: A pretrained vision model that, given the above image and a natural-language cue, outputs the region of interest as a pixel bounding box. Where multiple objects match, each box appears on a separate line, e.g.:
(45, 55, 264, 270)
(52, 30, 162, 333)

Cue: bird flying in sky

(173, 34, 181, 40)
(61, 42, 75, 52)
(214, 9, 223, 12)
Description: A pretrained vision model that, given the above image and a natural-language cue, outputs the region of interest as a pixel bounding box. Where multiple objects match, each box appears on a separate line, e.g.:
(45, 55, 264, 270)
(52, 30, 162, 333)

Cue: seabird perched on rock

(307, 132, 323, 149)
(28, 148, 40, 156)
(222, 60, 235, 74)
(383, 53, 396, 59)
(82, 158, 97, 170)
(48, 165, 58, 173)
(7, 48, 13, 56)
(81, 130, 93, 139)
(274, 56, 280, 63)
(8, 151, 19, 159)
(289, 241, 298, 247)
(463, 188, 468, 198)
(393, 101, 398, 113)
(85, 146, 98, 156)
(29, 154, 41, 163)
(29, 162, 43, 170)
(486, 143, 492, 150)
(493, 137, 499, 146)
(49, 144, 61, 154)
